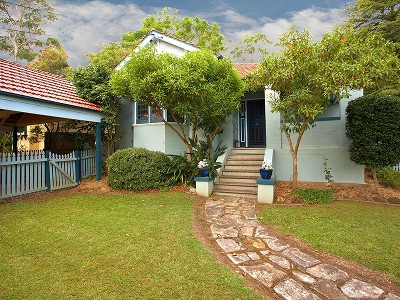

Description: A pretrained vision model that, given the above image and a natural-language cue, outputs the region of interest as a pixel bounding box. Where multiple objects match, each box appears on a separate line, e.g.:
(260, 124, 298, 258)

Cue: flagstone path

(205, 197, 400, 300)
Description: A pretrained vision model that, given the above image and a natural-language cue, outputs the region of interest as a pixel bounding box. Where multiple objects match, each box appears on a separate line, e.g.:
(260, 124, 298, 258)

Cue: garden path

(205, 197, 399, 300)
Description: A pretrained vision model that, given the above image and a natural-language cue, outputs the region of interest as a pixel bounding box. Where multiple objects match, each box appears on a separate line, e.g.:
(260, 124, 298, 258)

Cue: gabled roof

(234, 63, 259, 78)
(116, 29, 200, 70)
(0, 58, 100, 111)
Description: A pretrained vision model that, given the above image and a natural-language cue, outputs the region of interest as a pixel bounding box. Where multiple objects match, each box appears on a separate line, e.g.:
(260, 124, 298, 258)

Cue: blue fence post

(75, 150, 81, 184)
(95, 122, 102, 181)
(45, 150, 50, 192)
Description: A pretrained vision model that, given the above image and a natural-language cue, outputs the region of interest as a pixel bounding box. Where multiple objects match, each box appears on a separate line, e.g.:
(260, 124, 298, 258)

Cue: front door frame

(238, 98, 266, 148)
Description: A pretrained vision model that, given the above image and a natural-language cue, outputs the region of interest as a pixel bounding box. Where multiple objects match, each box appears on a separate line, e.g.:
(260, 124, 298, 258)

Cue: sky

(42, 0, 353, 67)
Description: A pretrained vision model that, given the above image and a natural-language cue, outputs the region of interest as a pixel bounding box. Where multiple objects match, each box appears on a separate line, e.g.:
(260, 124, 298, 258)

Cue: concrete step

(213, 189, 258, 199)
(224, 164, 261, 171)
(230, 148, 265, 155)
(228, 154, 264, 160)
(225, 160, 261, 166)
(218, 176, 258, 184)
(222, 170, 260, 177)
(215, 182, 257, 192)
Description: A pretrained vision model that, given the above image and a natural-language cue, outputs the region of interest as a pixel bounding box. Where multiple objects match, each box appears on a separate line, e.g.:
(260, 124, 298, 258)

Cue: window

(135, 103, 163, 124)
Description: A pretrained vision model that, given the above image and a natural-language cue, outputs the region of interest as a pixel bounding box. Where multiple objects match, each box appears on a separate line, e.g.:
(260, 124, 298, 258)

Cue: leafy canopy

(346, 94, 400, 169)
(120, 7, 226, 53)
(247, 26, 400, 186)
(0, 0, 57, 62)
(27, 38, 71, 77)
(110, 47, 244, 154)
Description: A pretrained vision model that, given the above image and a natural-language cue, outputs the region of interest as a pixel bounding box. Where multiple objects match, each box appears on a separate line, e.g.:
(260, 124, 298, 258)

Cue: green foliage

(190, 138, 227, 178)
(0, 132, 12, 152)
(247, 25, 400, 186)
(120, 7, 226, 53)
(346, 94, 400, 169)
(347, 0, 400, 52)
(110, 47, 244, 154)
(107, 148, 171, 191)
(71, 65, 120, 156)
(84, 42, 129, 70)
(323, 157, 334, 184)
(167, 154, 198, 187)
(230, 33, 271, 62)
(291, 188, 334, 204)
(0, 0, 57, 62)
(377, 167, 400, 189)
(167, 139, 227, 186)
(27, 38, 71, 77)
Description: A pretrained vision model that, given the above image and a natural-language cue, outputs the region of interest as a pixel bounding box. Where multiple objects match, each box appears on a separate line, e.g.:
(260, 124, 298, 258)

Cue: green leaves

(346, 94, 400, 169)
(110, 48, 244, 149)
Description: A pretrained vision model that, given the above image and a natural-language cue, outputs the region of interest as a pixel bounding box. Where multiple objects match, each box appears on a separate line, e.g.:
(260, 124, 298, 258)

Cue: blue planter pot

(200, 169, 209, 177)
(260, 169, 273, 180)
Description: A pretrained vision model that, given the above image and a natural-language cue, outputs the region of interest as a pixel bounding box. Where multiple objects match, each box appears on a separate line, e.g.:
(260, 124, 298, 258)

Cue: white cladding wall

(265, 89, 364, 183)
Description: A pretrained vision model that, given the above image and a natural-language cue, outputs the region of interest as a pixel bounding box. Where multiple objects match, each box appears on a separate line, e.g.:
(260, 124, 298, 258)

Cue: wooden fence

(0, 149, 96, 200)
(393, 163, 400, 171)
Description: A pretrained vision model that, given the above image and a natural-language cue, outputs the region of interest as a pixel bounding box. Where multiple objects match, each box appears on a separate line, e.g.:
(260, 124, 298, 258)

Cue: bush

(346, 94, 400, 169)
(377, 167, 400, 189)
(291, 188, 334, 204)
(107, 148, 170, 191)
(167, 154, 198, 187)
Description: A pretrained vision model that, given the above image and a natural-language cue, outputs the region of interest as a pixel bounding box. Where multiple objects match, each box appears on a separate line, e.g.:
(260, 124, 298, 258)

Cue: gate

(48, 152, 78, 191)
(1, 150, 96, 199)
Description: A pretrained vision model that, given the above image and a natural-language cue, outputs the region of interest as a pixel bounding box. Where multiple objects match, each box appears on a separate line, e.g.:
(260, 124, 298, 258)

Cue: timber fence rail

(1, 149, 96, 200)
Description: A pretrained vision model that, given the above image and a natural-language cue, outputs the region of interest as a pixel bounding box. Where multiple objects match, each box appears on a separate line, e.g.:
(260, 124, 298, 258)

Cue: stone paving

(205, 197, 400, 300)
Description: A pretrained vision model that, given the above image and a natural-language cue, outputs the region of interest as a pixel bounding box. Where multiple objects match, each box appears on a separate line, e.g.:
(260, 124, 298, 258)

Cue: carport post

(12, 126, 18, 153)
(95, 122, 102, 181)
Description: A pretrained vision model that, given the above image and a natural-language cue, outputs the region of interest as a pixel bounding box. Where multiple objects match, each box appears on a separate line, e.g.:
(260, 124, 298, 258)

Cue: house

(116, 30, 364, 197)
(0, 58, 103, 181)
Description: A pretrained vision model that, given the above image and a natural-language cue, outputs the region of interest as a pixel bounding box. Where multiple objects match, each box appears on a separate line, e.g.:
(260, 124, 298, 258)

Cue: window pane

(151, 107, 162, 123)
(137, 104, 149, 123)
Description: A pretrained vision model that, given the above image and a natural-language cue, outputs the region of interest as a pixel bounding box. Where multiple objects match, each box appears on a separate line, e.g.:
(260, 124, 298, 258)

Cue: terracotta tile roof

(0, 58, 100, 111)
(234, 63, 259, 78)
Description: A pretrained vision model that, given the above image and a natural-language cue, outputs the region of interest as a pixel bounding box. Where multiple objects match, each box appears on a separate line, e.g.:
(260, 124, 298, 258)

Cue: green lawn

(0, 193, 260, 300)
(259, 201, 400, 284)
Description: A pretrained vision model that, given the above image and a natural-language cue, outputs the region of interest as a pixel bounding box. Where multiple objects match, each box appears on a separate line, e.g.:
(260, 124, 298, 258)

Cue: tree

(120, 7, 226, 53)
(347, 0, 399, 51)
(110, 47, 244, 157)
(27, 38, 71, 77)
(0, 0, 57, 62)
(71, 65, 120, 157)
(347, 0, 400, 95)
(248, 26, 399, 187)
(84, 42, 129, 70)
(346, 94, 400, 191)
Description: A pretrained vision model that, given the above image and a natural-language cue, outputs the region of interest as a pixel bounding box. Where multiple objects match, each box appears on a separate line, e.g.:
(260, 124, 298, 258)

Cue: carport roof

(0, 58, 100, 111)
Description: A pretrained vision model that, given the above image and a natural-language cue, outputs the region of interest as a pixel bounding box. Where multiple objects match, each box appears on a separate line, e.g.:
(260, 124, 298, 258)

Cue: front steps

(214, 148, 264, 199)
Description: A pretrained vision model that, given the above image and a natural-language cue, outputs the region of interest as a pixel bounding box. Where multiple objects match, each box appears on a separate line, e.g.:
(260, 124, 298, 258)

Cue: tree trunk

(371, 168, 381, 195)
(291, 151, 298, 188)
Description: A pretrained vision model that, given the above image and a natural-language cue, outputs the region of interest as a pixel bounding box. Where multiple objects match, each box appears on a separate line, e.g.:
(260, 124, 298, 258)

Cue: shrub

(107, 148, 170, 191)
(291, 188, 334, 204)
(167, 154, 198, 187)
(376, 167, 400, 189)
(346, 94, 400, 169)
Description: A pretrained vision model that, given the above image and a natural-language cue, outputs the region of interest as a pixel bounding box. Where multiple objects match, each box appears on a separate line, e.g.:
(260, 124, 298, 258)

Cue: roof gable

(116, 29, 200, 70)
(0, 59, 100, 111)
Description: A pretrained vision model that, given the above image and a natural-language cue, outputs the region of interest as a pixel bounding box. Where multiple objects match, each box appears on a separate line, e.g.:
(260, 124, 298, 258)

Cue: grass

(0, 193, 260, 300)
(259, 201, 400, 283)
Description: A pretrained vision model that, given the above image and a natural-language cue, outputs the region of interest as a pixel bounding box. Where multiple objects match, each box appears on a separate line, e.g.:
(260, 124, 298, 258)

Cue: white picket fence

(0, 149, 96, 199)
(1, 151, 47, 199)
(393, 163, 400, 171)
(81, 149, 96, 179)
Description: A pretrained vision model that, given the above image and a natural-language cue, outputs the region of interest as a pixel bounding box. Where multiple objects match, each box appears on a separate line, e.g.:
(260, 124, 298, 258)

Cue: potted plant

(260, 160, 273, 179)
(198, 159, 209, 177)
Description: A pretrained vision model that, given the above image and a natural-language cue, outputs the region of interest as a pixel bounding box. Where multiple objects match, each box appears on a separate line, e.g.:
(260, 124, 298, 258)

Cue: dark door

(247, 99, 266, 147)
